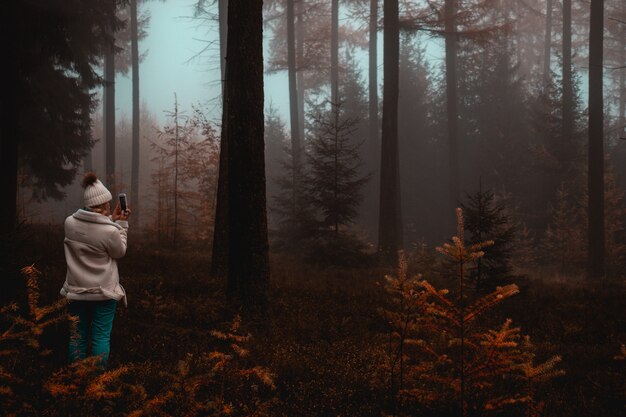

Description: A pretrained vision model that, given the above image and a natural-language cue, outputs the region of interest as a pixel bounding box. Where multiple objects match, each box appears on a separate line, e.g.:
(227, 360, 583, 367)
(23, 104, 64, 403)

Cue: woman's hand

(111, 203, 131, 221)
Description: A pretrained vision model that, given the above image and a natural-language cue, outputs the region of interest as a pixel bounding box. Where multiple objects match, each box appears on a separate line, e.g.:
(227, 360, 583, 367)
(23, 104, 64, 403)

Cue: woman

(60, 172, 131, 368)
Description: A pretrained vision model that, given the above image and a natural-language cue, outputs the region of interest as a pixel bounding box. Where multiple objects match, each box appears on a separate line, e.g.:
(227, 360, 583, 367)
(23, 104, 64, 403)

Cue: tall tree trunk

(219, 0, 228, 92)
(173, 94, 179, 249)
(224, 0, 269, 307)
(445, 0, 460, 213)
(0, 0, 19, 304)
(211, 0, 229, 277)
(104, 43, 116, 195)
(296, 0, 305, 141)
(562, 0, 573, 150)
(618, 17, 626, 138)
(369, 0, 378, 155)
(543, 0, 553, 85)
(331, 0, 339, 104)
(287, 0, 302, 215)
(588, 0, 605, 278)
(378, 0, 401, 263)
(130, 0, 140, 227)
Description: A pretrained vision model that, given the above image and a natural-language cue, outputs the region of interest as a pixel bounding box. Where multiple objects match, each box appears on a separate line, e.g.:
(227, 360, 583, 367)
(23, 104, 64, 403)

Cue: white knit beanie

(82, 173, 112, 208)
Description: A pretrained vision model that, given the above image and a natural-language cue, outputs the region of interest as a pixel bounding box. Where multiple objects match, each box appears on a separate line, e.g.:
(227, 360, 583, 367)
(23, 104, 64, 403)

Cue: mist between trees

(10, 0, 626, 274)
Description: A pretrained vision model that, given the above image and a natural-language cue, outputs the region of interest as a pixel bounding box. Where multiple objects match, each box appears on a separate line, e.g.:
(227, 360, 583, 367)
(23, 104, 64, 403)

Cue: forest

(0, 0, 625, 416)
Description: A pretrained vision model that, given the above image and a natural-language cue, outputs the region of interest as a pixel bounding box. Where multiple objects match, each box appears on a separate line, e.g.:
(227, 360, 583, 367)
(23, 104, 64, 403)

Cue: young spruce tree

(461, 185, 516, 289)
(306, 100, 370, 238)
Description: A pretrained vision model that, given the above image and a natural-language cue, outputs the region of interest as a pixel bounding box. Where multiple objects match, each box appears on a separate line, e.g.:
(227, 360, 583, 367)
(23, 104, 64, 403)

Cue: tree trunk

(331, 0, 339, 104)
(619, 13, 625, 137)
(173, 94, 179, 249)
(296, 0, 305, 141)
(130, 0, 140, 227)
(224, 0, 269, 307)
(378, 0, 401, 263)
(562, 0, 573, 149)
(104, 43, 116, 195)
(287, 0, 302, 215)
(543, 0, 553, 85)
(219, 0, 228, 92)
(1, 0, 18, 237)
(369, 0, 378, 156)
(445, 0, 460, 213)
(587, 0, 605, 278)
(0, 0, 19, 303)
(211, 0, 229, 278)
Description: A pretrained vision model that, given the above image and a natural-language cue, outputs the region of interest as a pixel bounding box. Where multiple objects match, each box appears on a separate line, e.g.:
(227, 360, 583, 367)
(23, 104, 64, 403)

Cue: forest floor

(5, 224, 626, 417)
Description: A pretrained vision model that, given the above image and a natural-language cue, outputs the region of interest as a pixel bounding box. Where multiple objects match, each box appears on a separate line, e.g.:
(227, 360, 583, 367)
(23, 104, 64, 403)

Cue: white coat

(60, 209, 129, 306)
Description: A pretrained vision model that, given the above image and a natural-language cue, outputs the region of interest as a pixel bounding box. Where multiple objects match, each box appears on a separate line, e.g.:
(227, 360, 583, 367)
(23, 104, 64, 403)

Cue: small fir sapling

(380, 209, 563, 417)
(541, 183, 586, 275)
(128, 315, 275, 417)
(378, 251, 429, 403)
(460, 186, 516, 289)
(1, 265, 132, 416)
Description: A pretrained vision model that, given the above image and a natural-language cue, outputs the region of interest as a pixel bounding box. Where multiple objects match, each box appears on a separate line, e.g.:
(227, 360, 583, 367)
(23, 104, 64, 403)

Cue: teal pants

(68, 299, 117, 368)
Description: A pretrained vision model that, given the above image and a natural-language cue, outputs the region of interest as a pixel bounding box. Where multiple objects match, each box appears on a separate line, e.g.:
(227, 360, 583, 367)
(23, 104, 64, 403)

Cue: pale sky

(115, 1, 291, 125)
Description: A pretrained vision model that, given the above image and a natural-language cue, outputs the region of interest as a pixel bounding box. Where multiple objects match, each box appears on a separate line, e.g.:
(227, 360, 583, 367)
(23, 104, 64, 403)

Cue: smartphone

(118, 193, 127, 212)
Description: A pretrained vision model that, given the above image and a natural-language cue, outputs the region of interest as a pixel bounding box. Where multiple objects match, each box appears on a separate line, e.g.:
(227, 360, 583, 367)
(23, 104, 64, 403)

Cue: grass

(4, 224, 626, 416)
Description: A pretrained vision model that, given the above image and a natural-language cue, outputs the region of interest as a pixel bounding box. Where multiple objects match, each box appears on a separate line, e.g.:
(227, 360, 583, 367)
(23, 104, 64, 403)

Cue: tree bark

(331, 0, 339, 104)
(224, 0, 269, 306)
(296, 0, 305, 141)
(130, 0, 140, 227)
(173, 94, 179, 249)
(0, 1, 18, 238)
(104, 42, 116, 195)
(378, 0, 401, 263)
(219, 0, 228, 92)
(445, 0, 460, 213)
(287, 0, 302, 207)
(543, 0, 553, 85)
(0, 1, 19, 304)
(211, 0, 229, 277)
(587, 0, 605, 278)
(562, 0, 573, 149)
(619, 11, 625, 137)
(369, 0, 378, 156)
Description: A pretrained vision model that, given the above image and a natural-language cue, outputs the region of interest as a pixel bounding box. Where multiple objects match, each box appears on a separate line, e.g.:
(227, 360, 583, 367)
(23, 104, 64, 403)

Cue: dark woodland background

(1, 0, 625, 416)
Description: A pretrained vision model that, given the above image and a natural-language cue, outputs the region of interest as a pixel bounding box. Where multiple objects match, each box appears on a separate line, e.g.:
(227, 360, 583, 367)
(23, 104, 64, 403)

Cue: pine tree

(380, 209, 563, 416)
(461, 186, 516, 289)
(306, 100, 370, 238)
(541, 184, 586, 275)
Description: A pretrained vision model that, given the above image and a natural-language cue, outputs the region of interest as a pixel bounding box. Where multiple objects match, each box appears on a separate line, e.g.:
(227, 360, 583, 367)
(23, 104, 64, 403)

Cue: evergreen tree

(541, 184, 586, 275)
(461, 186, 516, 289)
(306, 100, 370, 237)
(0, 0, 122, 302)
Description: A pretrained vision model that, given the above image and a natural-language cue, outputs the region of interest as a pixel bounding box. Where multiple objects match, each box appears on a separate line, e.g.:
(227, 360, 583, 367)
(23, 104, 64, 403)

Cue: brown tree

(562, 0, 574, 160)
(222, 0, 270, 306)
(587, 0, 605, 277)
(378, 0, 402, 263)
(210, 0, 229, 278)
